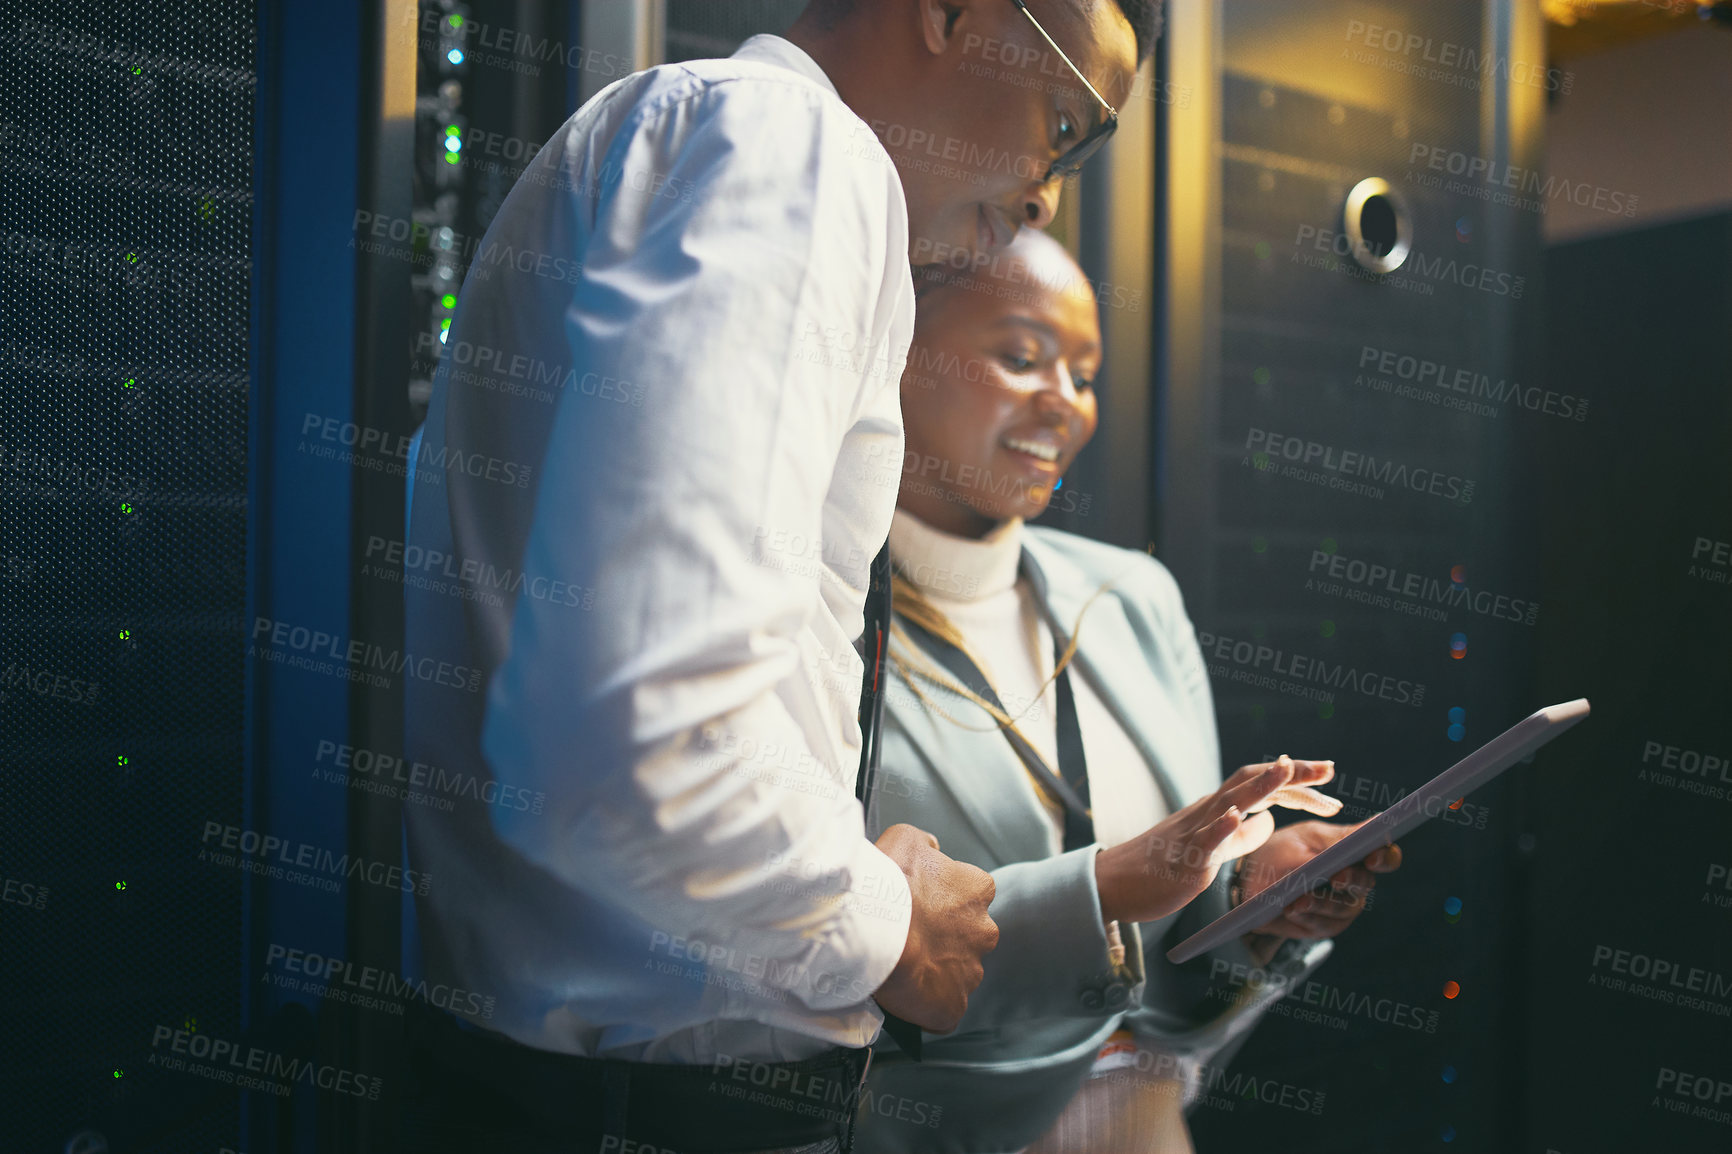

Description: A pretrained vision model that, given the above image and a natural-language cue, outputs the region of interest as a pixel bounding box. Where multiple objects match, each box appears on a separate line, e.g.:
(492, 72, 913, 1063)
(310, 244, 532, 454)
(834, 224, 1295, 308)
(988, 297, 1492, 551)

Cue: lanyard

(894, 614, 1096, 852)
(852, 544, 925, 1058)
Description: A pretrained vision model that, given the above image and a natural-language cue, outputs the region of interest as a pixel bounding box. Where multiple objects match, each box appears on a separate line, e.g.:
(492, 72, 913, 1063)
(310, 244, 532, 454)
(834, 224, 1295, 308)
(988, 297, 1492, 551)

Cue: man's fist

(871, 824, 999, 1035)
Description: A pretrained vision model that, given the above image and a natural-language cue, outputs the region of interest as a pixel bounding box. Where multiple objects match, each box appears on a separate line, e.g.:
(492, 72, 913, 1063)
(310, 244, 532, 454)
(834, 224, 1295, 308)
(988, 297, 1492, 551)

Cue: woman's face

(897, 240, 1101, 538)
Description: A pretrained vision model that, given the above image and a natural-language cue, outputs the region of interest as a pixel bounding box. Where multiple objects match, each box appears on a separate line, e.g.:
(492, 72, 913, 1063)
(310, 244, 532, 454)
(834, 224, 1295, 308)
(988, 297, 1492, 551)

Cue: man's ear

(918, 0, 968, 55)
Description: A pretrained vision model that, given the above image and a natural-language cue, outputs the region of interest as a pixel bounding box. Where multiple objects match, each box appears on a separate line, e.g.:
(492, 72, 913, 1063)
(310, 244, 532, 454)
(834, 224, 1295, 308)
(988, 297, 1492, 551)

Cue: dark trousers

(399, 1003, 871, 1154)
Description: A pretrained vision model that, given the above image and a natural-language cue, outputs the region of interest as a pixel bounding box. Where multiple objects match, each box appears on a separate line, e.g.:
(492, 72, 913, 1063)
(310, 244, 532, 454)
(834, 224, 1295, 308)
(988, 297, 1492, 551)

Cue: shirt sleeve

(478, 77, 912, 1015)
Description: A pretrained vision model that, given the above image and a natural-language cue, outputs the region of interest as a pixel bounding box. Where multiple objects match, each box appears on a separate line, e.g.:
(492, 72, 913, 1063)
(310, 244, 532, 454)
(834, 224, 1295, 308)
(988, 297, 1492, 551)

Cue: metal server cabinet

(1160, 0, 1550, 1149)
(0, 2, 255, 1150)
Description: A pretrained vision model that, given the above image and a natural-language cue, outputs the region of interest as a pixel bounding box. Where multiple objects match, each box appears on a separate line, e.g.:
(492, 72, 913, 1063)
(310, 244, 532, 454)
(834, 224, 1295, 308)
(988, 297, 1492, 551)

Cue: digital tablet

(1166, 698, 1591, 964)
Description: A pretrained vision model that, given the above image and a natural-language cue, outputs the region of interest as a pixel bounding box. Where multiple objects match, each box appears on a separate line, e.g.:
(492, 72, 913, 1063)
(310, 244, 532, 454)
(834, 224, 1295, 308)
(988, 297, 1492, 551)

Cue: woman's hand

(1093, 755, 1342, 926)
(1237, 819, 1403, 942)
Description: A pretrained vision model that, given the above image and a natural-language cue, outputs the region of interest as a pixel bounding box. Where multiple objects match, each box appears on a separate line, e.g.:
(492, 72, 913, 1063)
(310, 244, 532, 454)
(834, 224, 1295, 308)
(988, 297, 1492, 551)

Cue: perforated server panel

(0, 2, 254, 1150)
(664, 1, 805, 63)
(1162, 1, 1546, 1148)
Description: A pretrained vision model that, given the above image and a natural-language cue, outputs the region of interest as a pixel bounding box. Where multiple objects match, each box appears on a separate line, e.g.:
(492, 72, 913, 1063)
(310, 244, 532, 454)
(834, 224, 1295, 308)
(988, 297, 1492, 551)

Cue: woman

(853, 230, 1401, 1154)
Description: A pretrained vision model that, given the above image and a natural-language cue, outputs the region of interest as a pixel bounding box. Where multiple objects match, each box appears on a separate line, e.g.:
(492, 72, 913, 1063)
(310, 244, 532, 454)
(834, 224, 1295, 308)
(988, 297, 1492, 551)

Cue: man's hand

(1238, 819, 1403, 942)
(872, 823, 999, 1035)
(1095, 755, 1342, 926)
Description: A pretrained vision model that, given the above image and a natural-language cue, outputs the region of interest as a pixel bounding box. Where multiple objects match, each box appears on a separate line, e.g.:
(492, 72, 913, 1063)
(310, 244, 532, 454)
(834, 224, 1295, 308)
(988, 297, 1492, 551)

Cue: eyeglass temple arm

(1008, 0, 1120, 116)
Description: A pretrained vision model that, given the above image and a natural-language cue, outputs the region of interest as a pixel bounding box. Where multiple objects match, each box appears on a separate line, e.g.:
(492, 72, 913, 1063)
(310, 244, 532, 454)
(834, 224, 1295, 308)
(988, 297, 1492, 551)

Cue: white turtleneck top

(887, 507, 1192, 1153)
(885, 509, 1169, 855)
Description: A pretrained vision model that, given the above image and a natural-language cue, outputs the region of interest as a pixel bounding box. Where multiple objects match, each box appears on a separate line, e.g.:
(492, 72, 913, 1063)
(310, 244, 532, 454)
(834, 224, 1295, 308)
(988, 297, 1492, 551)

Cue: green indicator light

(126, 252, 138, 263)
(441, 293, 456, 309)
(115, 881, 126, 890)
(118, 629, 130, 640)
(1251, 536, 1267, 554)
(120, 503, 132, 514)
(1252, 366, 1271, 386)
(131, 66, 141, 74)
(1320, 620, 1335, 638)
(448, 14, 462, 28)
(440, 318, 452, 331)
(1319, 703, 1335, 719)
(445, 153, 459, 165)
(122, 378, 134, 388)
(1321, 537, 1337, 554)
(1254, 240, 1271, 260)
(114, 1069, 123, 1078)
(445, 124, 460, 137)
(117, 755, 128, 766)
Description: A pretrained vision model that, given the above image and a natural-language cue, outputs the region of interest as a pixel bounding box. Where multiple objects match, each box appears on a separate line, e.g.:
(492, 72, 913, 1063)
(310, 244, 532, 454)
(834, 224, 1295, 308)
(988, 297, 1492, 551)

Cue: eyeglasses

(1008, 0, 1119, 181)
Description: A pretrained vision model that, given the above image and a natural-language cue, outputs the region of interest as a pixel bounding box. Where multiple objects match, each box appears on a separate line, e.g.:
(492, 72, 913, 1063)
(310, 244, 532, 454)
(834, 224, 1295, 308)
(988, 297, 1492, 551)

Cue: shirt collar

(731, 34, 841, 99)
(888, 508, 1025, 604)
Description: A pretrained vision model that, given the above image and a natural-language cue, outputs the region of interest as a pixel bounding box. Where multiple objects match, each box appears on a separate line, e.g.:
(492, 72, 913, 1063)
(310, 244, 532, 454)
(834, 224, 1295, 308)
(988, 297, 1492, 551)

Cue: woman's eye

(1004, 353, 1036, 372)
(1075, 377, 1096, 393)
(1057, 110, 1077, 145)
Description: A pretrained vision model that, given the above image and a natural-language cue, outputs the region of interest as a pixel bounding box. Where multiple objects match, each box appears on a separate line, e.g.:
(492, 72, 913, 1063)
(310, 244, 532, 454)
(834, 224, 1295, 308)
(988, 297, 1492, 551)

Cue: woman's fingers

(1190, 805, 1246, 864)
(1210, 808, 1276, 865)
(1244, 784, 1344, 818)
(1215, 759, 1298, 819)
(1365, 843, 1403, 872)
(1233, 757, 1335, 785)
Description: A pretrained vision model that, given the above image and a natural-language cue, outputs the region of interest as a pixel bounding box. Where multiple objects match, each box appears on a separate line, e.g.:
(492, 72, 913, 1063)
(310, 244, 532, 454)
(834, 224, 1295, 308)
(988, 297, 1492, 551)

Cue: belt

(405, 1002, 874, 1153)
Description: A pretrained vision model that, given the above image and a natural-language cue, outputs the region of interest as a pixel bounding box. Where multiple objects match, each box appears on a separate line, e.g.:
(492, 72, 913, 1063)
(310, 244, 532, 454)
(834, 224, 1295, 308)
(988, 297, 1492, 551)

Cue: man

(400, 2, 1152, 1150)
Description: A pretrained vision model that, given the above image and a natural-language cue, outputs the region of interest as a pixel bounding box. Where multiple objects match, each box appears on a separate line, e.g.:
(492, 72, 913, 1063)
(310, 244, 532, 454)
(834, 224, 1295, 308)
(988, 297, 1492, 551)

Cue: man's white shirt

(403, 35, 916, 1064)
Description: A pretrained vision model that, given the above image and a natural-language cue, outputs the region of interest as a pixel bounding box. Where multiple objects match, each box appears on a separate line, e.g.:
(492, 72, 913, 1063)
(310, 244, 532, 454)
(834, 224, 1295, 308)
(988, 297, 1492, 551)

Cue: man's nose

(1020, 178, 1061, 230)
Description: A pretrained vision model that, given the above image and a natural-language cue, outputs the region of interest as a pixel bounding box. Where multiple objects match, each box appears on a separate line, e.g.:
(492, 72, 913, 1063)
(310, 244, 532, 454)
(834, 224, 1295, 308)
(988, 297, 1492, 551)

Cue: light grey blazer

(854, 525, 1329, 1154)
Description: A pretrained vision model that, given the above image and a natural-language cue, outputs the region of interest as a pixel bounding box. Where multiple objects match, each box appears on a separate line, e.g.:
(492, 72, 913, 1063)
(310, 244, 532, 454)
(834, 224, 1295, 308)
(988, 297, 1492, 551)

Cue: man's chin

(908, 213, 993, 269)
